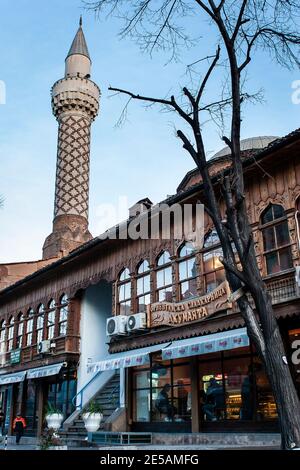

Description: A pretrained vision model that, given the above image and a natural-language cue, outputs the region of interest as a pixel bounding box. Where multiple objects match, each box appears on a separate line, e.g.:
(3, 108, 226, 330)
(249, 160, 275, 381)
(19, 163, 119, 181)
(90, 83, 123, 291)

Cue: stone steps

(63, 372, 120, 447)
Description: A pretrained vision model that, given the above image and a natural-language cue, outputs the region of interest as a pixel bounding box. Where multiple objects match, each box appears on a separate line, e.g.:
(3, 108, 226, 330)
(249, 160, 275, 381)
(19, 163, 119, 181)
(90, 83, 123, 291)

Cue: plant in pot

(82, 401, 103, 433)
(45, 403, 64, 432)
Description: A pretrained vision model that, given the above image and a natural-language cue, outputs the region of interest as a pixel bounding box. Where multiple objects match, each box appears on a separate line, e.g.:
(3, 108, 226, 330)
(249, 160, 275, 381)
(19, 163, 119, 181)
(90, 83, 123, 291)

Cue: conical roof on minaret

(66, 17, 90, 60)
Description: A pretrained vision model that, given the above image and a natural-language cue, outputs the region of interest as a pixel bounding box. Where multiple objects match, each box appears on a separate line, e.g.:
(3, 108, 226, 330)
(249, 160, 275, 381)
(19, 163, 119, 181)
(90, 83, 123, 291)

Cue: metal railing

(72, 369, 103, 410)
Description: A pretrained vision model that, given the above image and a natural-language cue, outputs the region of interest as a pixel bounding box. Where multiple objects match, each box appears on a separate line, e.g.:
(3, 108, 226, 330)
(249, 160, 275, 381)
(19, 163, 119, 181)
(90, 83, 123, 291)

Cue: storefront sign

(149, 281, 231, 328)
(10, 349, 21, 365)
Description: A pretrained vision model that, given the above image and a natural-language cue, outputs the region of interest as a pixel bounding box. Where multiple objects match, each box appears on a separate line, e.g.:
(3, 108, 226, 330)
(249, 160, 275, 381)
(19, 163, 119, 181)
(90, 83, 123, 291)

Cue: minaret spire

(43, 21, 100, 259)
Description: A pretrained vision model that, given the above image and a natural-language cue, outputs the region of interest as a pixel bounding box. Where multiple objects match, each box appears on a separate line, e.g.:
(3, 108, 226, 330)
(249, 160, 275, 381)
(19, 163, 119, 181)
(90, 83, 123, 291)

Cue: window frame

(117, 268, 132, 315)
(260, 205, 293, 275)
(136, 260, 151, 313)
(16, 313, 24, 349)
(155, 251, 173, 303)
(178, 242, 198, 300)
(0, 320, 6, 355)
(36, 304, 45, 344)
(47, 299, 56, 340)
(201, 230, 225, 293)
(7, 316, 15, 351)
(58, 294, 69, 337)
(26, 308, 34, 347)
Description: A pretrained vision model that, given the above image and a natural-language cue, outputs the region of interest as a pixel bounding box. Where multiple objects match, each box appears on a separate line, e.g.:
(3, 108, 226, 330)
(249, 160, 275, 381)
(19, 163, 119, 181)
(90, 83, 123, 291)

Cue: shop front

(128, 328, 278, 433)
(0, 363, 77, 436)
(88, 327, 279, 433)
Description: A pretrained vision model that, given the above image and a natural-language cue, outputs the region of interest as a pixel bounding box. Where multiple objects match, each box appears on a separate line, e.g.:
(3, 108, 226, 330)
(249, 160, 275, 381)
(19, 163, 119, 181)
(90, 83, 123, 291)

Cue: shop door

(24, 381, 38, 435)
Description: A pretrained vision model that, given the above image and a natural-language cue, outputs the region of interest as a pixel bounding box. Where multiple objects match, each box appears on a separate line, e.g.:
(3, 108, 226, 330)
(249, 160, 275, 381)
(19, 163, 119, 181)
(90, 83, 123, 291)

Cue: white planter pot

(82, 412, 103, 433)
(45, 413, 64, 431)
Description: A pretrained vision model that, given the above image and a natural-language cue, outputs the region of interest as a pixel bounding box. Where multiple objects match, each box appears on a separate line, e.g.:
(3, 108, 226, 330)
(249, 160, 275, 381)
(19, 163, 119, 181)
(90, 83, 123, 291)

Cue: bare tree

(86, 0, 300, 448)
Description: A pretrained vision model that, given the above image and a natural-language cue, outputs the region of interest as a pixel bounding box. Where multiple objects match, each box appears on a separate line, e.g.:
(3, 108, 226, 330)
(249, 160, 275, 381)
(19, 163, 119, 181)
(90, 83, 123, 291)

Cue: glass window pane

(205, 272, 216, 293)
(179, 261, 186, 281)
(173, 384, 192, 421)
(120, 301, 131, 315)
(164, 266, 172, 285)
(266, 252, 280, 275)
(120, 268, 130, 281)
(263, 227, 275, 251)
(124, 281, 131, 299)
(187, 257, 196, 278)
(157, 251, 171, 266)
(273, 204, 284, 220)
(215, 269, 226, 285)
(118, 285, 124, 301)
(254, 359, 278, 420)
(156, 269, 164, 289)
(262, 206, 273, 224)
(223, 357, 252, 420)
(199, 361, 225, 421)
(179, 242, 195, 257)
(279, 247, 293, 271)
(276, 222, 290, 247)
(133, 370, 150, 389)
(133, 389, 151, 422)
(158, 287, 172, 302)
(144, 274, 150, 293)
(137, 277, 144, 295)
(152, 386, 176, 422)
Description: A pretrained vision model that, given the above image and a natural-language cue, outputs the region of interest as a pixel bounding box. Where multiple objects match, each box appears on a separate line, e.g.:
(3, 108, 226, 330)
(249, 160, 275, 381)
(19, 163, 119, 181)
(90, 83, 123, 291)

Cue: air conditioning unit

(127, 312, 147, 332)
(106, 316, 127, 336)
(37, 340, 51, 354)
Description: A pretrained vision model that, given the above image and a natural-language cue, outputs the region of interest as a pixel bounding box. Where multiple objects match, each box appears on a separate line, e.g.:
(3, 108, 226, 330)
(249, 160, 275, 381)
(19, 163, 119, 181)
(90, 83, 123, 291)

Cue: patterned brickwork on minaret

(43, 19, 100, 260)
(54, 115, 91, 219)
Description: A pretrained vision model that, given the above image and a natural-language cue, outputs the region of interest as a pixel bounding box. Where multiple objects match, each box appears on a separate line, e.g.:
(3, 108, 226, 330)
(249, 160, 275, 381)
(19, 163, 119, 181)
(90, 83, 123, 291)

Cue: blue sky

(1, 0, 300, 263)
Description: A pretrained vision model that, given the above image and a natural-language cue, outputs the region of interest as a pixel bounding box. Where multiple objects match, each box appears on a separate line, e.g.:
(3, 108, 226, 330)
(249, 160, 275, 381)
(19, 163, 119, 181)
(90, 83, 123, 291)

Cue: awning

(27, 363, 64, 380)
(162, 327, 249, 360)
(0, 371, 26, 386)
(88, 343, 171, 373)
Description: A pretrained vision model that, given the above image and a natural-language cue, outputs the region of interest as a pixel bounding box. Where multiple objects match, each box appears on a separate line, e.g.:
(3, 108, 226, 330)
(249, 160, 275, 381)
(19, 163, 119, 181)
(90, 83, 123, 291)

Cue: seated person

(203, 378, 225, 421)
(155, 384, 177, 421)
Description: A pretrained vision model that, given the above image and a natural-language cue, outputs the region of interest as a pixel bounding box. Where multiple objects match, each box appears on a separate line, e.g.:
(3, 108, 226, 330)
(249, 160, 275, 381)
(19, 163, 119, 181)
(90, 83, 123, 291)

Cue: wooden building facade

(0, 131, 300, 436)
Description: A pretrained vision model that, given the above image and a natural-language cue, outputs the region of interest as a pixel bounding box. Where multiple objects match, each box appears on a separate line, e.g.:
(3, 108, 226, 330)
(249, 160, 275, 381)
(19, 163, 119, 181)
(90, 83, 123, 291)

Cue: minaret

(43, 18, 100, 259)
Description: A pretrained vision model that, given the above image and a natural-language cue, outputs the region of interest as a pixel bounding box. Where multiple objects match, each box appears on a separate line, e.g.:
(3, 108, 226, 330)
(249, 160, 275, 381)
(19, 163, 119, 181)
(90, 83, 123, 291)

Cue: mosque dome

(212, 136, 279, 160)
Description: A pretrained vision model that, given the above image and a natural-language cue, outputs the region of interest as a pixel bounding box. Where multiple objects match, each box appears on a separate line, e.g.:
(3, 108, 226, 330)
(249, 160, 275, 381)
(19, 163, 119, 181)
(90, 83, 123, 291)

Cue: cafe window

(156, 251, 173, 302)
(36, 304, 45, 344)
(136, 260, 151, 313)
(58, 294, 69, 336)
(16, 313, 24, 349)
(198, 348, 278, 422)
(47, 299, 56, 340)
(118, 268, 131, 315)
(26, 309, 34, 346)
(202, 230, 225, 293)
(261, 204, 293, 275)
(132, 353, 191, 424)
(47, 369, 77, 418)
(178, 242, 198, 300)
(0, 320, 6, 356)
(7, 317, 14, 351)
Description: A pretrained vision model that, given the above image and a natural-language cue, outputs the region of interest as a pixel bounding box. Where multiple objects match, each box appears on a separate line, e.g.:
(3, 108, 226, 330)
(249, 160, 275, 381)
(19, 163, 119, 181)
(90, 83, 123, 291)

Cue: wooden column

(36, 381, 45, 437)
(190, 357, 200, 433)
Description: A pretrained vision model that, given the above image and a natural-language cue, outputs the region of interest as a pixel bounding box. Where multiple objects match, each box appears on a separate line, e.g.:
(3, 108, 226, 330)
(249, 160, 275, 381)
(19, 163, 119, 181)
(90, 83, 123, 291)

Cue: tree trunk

(264, 326, 300, 449)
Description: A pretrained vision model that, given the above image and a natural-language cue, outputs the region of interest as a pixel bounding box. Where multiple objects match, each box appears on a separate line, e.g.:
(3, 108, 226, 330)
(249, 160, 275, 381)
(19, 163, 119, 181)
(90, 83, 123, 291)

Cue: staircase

(60, 371, 120, 447)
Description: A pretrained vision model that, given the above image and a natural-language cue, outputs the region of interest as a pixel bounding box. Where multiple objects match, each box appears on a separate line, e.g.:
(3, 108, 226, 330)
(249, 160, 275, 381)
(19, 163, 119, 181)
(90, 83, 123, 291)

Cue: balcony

(265, 271, 299, 305)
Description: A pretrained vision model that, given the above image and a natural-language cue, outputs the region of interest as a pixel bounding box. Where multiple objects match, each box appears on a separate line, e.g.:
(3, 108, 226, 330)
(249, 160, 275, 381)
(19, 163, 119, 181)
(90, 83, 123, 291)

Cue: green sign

(10, 349, 21, 364)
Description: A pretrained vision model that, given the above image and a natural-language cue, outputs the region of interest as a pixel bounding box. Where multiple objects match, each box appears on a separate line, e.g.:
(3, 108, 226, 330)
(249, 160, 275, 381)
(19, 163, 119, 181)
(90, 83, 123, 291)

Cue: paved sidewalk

(0, 443, 280, 451)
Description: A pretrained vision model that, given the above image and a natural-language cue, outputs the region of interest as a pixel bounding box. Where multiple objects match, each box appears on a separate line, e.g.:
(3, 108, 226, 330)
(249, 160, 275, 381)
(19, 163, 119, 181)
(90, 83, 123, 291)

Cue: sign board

(149, 281, 231, 328)
(10, 349, 21, 365)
